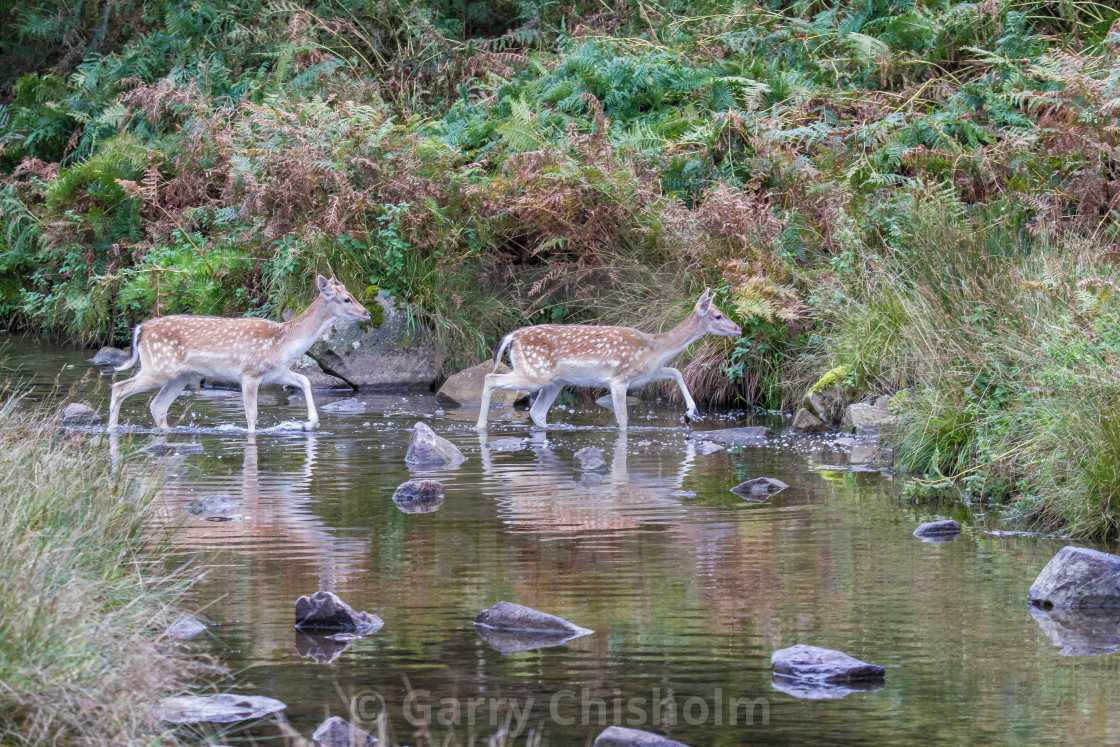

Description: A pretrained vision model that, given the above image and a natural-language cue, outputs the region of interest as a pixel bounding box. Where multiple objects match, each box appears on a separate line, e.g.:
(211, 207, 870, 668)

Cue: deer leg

(529, 383, 562, 429)
(241, 376, 261, 433)
(278, 370, 318, 430)
(657, 366, 699, 420)
(610, 381, 630, 431)
(149, 374, 191, 430)
(476, 371, 532, 430)
(108, 374, 159, 430)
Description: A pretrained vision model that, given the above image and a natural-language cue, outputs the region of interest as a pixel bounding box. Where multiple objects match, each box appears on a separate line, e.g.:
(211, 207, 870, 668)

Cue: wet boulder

(792, 407, 826, 433)
(731, 477, 789, 501)
(574, 446, 606, 471)
(60, 402, 100, 423)
(167, 615, 207, 641)
(88, 346, 130, 366)
(913, 520, 961, 540)
(475, 601, 592, 637)
(771, 644, 885, 684)
(295, 591, 384, 634)
(1028, 546, 1120, 609)
(292, 290, 443, 389)
(157, 694, 286, 724)
(392, 479, 445, 514)
(842, 395, 897, 434)
(405, 422, 466, 468)
(486, 437, 527, 452)
(143, 442, 204, 457)
(321, 398, 366, 414)
(438, 362, 528, 406)
(593, 726, 689, 746)
(1029, 605, 1120, 656)
(696, 441, 724, 455)
(693, 427, 771, 445)
(186, 494, 238, 516)
(312, 716, 375, 747)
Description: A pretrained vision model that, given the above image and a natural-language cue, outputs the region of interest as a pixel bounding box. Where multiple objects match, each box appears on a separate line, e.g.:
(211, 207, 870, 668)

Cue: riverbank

(0, 397, 212, 743)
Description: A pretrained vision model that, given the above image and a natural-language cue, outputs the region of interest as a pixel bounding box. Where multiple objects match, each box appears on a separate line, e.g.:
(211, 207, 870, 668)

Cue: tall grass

(0, 397, 211, 744)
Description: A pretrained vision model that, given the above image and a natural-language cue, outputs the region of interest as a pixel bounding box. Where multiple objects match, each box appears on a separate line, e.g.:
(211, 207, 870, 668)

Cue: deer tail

(114, 325, 141, 372)
(491, 333, 513, 373)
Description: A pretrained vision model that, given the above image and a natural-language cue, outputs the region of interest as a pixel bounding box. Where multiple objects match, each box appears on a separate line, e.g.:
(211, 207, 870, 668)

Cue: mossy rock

(356, 286, 384, 330)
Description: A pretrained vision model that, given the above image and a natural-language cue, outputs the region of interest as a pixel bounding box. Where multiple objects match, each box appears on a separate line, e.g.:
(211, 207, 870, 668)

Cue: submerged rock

(312, 716, 375, 747)
(186, 494, 238, 516)
(593, 726, 689, 746)
(60, 402, 100, 423)
(791, 407, 827, 432)
(392, 479, 445, 514)
(143, 442, 204, 457)
(731, 477, 789, 501)
(438, 362, 528, 406)
(1030, 605, 1120, 656)
(88, 346, 130, 366)
(157, 694, 286, 724)
(693, 427, 771, 445)
(1028, 546, 1120, 609)
(574, 446, 606, 471)
(486, 437, 527, 452)
(321, 398, 366, 414)
(295, 591, 384, 634)
(696, 440, 724, 455)
(167, 615, 207, 641)
(771, 644, 885, 684)
(295, 631, 358, 664)
(475, 601, 592, 637)
(595, 394, 642, 410)
(405, 422, 466, 468)
(913, 520, 961, 540)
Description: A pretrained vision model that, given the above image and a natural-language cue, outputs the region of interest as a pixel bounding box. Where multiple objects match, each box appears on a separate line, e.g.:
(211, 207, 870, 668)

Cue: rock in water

(595, 394, 642, 410)
(438, 362, 528, 406)
(186, 494, 238, 516)
(486, 437, 527, 452)
(475, 601, 592, 637)
(321, 398, 366, 414)
(593, 726, 689, 746)
(295, 591, 384, 634)
(792, 407, 826, 432)
(157, 694, 286, 724)
(731, 477, 789, 501)
(1029, 546, 1120, 609)
(574, 446, 606, 471)
(167, 615, 207, 640)
(61, 402, 100, 423)
(392, 479, 445, 514)
(841, 395, 897, 434)
(772, 645, 885, 684)
(88, 346, 130, 366)
(312, 716, 375, 747)
(291, 290, 442, 389)
(696, 440, 724, 455)
(692, 427, 771, 445)
(913, 520, 961, 540)
(405, 422, 466, 468)
(1029, 605, 1120, 656)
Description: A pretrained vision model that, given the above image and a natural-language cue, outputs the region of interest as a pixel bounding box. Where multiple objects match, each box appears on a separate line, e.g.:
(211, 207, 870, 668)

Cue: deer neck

(280, 296, 337, 356)
(652, 313, 705, 365)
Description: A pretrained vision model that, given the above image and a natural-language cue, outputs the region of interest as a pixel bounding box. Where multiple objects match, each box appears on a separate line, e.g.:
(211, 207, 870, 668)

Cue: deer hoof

(303, 420, 319, 431)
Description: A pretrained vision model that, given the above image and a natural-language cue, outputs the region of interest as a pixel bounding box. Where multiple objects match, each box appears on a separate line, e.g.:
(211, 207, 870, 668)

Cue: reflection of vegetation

(0, 398, 209, 742)
(4, 1, 1120, 533)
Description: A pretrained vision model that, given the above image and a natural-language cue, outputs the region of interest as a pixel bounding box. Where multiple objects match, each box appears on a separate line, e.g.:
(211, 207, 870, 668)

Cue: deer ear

(316, 275, 331, 294)
(695, 288, 713, 315)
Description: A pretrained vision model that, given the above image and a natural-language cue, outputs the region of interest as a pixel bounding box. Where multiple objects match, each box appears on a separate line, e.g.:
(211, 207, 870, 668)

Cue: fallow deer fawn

(108, 275, 370, 432)
(476, 289, 741, 431)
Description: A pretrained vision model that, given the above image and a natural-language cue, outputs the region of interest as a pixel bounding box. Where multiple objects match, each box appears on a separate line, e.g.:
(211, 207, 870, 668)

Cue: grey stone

(61, 402, 100, 423)
(186, 494, 238, 516)
(842, 395, 897, 433)
(696, 440, 724, 455)
(595, 394, 642, 410)
(693, 427, 771, 445)
(88, 346, 130, 366)
(312, 716, 375, 747)
(156, 694, 286, 724)
(405, 422, 466, 468)
(771, 644, 885, 684)
(804, 386, 846, 426)
(593, 726, 689, 746)
(294, 591, 384, 634)
(438, 362, 528, 406)
(731, 477, 789, 501)
(1029, 605, 1120, 656)
(792, 407, 826, 432)
(574, 446, 606, 471)
(167, 615, 207, 640)
(1028, 546, 1120, 609)
(143, 442, 203, 457)
(474, 601, 592, 637)
(486, 437, 527, 452)
(292, 291, 443, 389)
(913, 520, 961, 539)
(392, 479, 445, 514)
(475, 626, 589, 655)
(321, 398, 366, 414)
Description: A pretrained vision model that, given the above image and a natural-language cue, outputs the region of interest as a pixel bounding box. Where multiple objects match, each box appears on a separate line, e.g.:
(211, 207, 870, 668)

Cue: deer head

(317, 275, 372, 321)
(692, 288, 741, 337)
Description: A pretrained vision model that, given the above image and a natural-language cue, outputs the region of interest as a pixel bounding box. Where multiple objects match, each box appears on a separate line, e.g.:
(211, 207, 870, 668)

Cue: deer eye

(344, 297, 352, 303)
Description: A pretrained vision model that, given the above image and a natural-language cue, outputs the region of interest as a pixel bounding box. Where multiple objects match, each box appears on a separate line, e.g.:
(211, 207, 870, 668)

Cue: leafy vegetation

(3, 0, 1120, 534)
